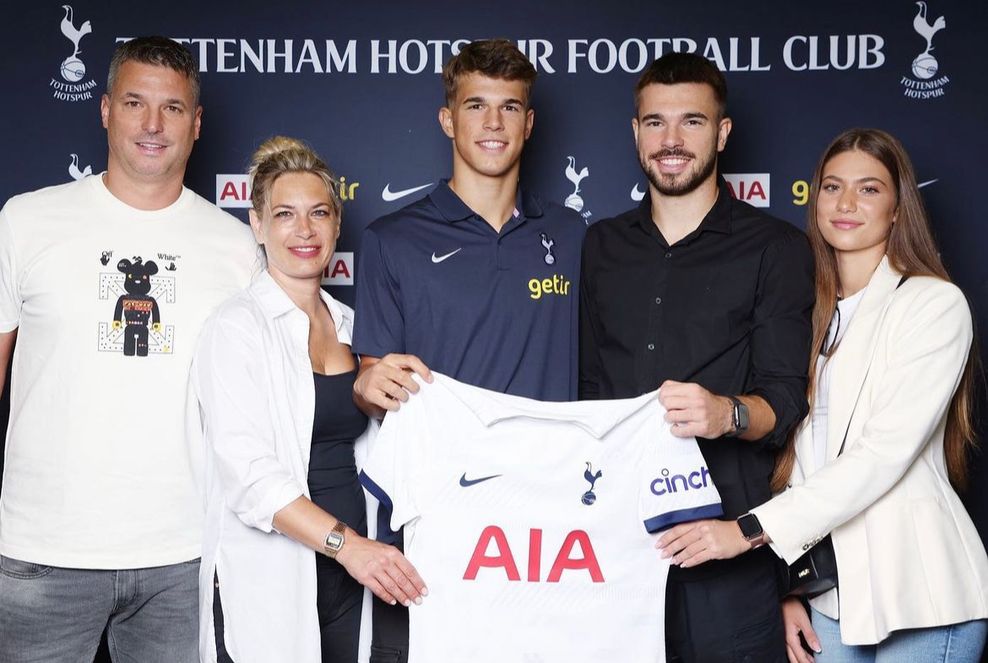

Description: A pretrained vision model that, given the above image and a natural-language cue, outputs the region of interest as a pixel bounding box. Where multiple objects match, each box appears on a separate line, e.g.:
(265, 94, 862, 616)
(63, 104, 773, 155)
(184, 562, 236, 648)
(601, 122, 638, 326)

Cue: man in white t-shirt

(0, 37, 257, 662)
(360, 374, 723, 662)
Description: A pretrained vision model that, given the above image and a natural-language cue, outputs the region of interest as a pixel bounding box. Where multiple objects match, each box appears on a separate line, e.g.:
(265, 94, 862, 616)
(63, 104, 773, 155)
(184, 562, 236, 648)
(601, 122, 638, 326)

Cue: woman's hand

(335, 532, 428, 607)
(782, 597, 821, 663)
(655, 519, 752, 567)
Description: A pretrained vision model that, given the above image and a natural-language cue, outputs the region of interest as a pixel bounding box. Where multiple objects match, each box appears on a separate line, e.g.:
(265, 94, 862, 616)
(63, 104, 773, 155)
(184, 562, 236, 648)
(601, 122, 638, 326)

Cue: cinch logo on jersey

(723, 173, 770, 208)
(216, 174, 359, 208)
(650, 466, 712, 496)
(322, 252, 354, 286)
(900, 2, 949, 99)
(51, 5, 98, 102)
(563, 156, 592, 223)
(463, 526, 604, 583)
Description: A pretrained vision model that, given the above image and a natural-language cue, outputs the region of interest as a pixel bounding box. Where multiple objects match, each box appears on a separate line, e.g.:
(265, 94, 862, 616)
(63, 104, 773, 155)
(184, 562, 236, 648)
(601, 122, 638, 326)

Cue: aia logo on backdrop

(216, 175, 252, 208)
(722, 173, 770, 208)
(50, 6, 98, 103)
(322, 253, 354, 286)
(900, 2, 949, 100)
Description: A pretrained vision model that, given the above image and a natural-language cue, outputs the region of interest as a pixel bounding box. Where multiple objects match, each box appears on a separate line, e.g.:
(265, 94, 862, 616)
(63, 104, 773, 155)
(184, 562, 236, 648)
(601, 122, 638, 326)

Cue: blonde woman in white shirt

(191, 137, 426, 663)
(655, 128, 988, 663)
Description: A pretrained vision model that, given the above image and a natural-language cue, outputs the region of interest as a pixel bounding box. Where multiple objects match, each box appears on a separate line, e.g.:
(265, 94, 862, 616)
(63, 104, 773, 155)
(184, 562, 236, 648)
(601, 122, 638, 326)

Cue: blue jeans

(0, 555, 199, 663)
(812, 608, 987, 663)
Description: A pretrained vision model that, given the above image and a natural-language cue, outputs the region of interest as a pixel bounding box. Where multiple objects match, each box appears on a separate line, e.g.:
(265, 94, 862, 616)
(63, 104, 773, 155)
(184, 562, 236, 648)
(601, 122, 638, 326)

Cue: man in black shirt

(580, 53, 814, 662)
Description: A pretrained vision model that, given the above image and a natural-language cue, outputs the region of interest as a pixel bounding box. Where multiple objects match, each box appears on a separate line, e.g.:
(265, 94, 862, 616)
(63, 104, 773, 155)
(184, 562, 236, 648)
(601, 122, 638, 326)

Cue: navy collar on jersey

(630, 176, 734, 238)
(429, 373, 656, 440)
(250, 269, 352, 334)
(429, 179, 545, 223)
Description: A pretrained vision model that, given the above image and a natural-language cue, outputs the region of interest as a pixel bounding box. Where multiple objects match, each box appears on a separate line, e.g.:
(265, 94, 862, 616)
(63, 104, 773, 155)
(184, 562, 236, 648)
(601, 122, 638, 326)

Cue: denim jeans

(812, 608, 987, 663)
(0, 555, 199, 663)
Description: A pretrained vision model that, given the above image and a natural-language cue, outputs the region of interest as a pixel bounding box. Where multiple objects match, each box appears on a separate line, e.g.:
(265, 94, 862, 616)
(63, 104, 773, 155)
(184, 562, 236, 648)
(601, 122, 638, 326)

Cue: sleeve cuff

(242, 480, 306, 534)
(644, 502, 723, 533)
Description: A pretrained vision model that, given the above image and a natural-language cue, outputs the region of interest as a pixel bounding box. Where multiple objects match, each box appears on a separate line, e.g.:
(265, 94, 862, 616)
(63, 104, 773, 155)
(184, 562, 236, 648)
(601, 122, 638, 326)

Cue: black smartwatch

(737, 513, 764, 542)
(728, 396, 749, 436)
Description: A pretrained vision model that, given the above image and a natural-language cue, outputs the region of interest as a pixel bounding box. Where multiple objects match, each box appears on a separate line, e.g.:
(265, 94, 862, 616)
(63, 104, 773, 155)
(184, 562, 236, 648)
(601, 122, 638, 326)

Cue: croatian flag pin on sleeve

(359, 374, 722, 663)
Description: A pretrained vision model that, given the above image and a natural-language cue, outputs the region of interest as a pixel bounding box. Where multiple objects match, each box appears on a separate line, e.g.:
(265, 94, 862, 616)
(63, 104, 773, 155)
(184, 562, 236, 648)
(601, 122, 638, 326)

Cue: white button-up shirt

(188, 270, 376, 663)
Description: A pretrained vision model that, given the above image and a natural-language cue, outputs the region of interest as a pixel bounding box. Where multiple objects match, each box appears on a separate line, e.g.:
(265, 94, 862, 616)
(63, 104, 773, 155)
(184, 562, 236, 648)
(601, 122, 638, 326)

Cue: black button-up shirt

(580, 179, 814, 523)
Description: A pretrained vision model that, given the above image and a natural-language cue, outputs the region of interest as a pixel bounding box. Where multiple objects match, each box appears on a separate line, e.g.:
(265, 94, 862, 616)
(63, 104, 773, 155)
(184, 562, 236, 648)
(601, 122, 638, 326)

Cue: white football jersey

(360, 374, 722, 663)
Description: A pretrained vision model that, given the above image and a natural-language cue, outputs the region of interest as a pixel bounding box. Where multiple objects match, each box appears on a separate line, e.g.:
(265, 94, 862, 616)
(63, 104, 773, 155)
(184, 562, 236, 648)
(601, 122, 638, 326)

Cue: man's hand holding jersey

(658, 380, 776, 441)
(354, 353, 433, 418)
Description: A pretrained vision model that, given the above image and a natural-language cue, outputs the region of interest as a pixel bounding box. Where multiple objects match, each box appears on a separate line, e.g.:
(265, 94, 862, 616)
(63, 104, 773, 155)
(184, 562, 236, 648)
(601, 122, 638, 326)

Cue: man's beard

(640, 146, 718, 197)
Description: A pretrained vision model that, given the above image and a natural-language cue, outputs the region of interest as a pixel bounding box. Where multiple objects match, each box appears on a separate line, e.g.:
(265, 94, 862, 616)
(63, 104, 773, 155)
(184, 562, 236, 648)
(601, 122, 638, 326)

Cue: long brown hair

(772, 128, 979, 492)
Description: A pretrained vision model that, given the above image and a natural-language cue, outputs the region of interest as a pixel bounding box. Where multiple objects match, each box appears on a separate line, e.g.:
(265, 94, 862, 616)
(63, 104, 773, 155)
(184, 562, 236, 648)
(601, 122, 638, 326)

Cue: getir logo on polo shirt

(528, 274, 571, 300)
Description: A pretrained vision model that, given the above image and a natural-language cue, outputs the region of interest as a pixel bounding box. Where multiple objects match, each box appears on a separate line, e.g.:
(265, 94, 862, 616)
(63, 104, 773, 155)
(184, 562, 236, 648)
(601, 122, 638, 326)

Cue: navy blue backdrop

(1, 0, 987, 656)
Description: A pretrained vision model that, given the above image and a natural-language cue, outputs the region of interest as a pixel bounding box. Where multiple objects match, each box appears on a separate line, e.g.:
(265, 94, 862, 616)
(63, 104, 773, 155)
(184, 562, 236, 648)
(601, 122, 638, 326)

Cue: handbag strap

(835, 275, 910, 456)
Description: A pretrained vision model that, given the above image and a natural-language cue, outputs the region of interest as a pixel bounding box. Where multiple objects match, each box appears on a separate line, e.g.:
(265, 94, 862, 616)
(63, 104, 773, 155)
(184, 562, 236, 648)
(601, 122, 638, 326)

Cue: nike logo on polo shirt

(917, 179, 937, 188)
(459, 473, 502, 487)
(431, 248, 462, 263)
(381, 182, 433, 202)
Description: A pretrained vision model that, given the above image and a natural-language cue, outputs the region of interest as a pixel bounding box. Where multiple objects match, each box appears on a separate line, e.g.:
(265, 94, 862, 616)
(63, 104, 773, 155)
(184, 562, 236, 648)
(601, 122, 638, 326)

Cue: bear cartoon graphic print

(98, 253, 176, 356)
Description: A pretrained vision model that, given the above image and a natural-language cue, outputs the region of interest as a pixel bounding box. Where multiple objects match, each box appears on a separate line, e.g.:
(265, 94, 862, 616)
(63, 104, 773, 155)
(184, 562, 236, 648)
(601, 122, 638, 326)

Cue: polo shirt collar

(429, 179, 544, 223)
(630, 176, 734, 237)
(250, 270, 353, 341)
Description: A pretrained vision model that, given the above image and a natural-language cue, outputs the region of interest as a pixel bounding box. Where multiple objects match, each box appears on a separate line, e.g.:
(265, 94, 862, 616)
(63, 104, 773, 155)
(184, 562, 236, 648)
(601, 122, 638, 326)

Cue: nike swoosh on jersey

(431, 248, 462, 263)
(917, 179, 938, 189)
(459, 472, 502, 487)
(381, 182, 433, 202)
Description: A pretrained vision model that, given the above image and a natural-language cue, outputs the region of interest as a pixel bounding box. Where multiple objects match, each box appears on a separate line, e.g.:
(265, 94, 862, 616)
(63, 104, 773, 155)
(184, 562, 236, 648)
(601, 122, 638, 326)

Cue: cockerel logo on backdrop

(51, 5, 98, 102)
(900, 2, 949, 100)
(562, 156, 592, 223)
(68, 153, 92, 181)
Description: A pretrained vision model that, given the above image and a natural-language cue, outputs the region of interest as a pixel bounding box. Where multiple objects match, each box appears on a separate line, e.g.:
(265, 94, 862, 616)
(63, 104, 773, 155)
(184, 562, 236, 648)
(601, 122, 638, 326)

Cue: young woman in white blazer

(190, 138, 427, 663)
(656, 128, 988, 662)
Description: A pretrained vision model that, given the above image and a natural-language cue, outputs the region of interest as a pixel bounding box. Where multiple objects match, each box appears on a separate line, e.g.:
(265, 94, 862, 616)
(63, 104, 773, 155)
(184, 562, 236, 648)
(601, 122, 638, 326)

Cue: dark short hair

(106, 36, 200, 105)
(442, 39, 537, 107)
(635, 52, 727, 118)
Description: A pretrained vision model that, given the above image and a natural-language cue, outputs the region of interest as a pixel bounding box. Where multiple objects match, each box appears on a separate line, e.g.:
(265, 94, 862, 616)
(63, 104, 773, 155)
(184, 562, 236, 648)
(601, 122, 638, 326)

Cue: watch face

(737, 403, 750, 431)
(326, 531, 344, 551)
(738, 514, 762, 539)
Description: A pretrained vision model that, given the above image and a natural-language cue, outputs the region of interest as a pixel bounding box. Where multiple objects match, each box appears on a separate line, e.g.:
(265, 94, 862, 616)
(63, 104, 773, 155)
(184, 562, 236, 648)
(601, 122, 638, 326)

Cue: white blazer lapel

(825, 258, 902, 461)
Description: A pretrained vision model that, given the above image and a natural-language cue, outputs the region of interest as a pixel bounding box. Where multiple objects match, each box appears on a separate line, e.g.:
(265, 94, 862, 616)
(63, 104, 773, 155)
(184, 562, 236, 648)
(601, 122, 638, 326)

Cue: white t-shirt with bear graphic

(0, 174, 257, 568)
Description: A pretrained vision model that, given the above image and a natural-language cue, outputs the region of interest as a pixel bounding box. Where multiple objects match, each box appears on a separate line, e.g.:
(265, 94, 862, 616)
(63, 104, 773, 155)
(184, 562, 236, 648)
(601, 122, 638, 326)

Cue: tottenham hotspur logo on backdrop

(51, 6, 98, 103)
(900, 2, 949, 100)
(563, 156, 593, 223)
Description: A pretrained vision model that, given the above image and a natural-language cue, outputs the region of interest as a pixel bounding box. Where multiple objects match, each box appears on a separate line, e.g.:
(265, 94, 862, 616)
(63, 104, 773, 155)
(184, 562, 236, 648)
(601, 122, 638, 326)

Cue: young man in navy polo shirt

(352, 39, 585, 662)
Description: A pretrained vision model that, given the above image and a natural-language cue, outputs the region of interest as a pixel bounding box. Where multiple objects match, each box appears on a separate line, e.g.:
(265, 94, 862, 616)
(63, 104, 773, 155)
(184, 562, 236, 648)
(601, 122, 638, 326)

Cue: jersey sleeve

(358, 402, 422, 535)
(352, 224, 405, 358)
(639, 427, 723, 533)
(0, 204, 22, 331)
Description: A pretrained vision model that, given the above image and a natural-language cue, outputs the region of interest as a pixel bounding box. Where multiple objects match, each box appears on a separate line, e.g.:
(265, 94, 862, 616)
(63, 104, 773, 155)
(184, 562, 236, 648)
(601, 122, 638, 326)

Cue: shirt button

(654, 297, 662, 305)
(665, 252, 672, 259)
(647, 343, 655, 351)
